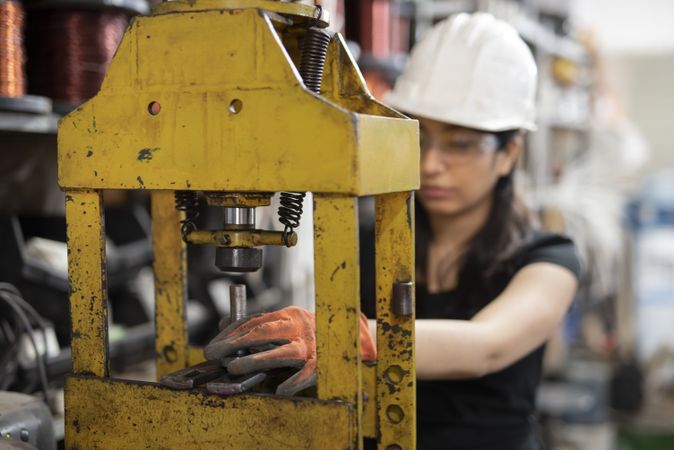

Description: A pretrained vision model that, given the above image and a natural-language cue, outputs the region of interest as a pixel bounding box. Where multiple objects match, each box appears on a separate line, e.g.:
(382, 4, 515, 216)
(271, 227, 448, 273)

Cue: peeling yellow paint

(59, 3, 418, 449)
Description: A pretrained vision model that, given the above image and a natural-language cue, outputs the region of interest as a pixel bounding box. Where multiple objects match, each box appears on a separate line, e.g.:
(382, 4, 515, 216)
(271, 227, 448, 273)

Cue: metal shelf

(547, 121, 590, 133)
(358, 53, 408, 80)
(516, 15, 588, 62)
(0, 111, 59, 135)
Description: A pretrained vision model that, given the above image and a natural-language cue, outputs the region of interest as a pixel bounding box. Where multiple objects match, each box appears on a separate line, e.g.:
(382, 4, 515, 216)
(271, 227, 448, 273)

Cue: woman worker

(205, 12, 580, 450)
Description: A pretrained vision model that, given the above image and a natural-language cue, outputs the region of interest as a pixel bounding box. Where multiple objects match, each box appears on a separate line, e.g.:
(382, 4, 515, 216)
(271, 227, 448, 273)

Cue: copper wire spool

(25, 1, 145, 110)
(0, 0, 26, 98)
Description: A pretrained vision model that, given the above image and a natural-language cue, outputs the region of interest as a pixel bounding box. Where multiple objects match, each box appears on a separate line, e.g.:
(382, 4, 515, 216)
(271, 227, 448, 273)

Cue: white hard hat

(384, 12, 538, 132)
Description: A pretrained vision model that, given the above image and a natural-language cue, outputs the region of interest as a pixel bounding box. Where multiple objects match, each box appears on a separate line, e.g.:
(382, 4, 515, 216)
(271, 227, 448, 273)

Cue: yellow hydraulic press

(58, 0, 419, 448)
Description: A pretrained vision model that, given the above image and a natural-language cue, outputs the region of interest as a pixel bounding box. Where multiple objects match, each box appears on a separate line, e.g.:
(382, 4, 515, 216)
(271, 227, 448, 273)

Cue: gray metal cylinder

(215, 247, 263, 273)
(229, 284, 247, 322)
(392, 281, 414, 316)
(224, 207, 255, 228)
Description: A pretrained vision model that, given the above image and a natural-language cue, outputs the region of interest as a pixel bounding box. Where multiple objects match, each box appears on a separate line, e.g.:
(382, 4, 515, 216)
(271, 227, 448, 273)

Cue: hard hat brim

(383, 92, 537, 133)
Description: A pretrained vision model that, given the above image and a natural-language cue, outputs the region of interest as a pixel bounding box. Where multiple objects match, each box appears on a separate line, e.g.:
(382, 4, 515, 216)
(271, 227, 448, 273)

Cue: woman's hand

(205, 306, 376, 395)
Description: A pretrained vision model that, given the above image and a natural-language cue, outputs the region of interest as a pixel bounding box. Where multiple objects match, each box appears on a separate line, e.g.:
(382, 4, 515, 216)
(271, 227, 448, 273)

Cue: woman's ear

(497, 133, 523, 177)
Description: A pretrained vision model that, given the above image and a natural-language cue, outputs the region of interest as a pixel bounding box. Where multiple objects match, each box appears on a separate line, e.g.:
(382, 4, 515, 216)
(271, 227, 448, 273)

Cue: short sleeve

(517, 233, 582, 280)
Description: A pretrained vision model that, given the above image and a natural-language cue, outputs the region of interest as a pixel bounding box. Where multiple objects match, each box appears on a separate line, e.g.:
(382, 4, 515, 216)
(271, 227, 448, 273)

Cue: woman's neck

(427, 196, 492, 252)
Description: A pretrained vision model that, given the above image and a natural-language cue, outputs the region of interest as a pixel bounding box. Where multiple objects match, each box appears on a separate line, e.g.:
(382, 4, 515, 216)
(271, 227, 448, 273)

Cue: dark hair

(415, 129, 534, 311)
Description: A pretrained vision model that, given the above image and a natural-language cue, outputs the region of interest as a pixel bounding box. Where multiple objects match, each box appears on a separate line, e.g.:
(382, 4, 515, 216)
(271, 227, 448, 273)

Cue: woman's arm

(368, 262, 577, 379)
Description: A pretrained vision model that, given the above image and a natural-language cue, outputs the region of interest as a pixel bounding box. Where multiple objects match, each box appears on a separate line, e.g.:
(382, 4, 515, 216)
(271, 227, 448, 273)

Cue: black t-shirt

(415, 233, 581, 450)
(359, 231, 581, 450)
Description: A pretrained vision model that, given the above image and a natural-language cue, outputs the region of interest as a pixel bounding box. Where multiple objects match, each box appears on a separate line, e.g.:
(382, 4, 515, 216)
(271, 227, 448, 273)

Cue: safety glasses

(419, 129, 500, 166)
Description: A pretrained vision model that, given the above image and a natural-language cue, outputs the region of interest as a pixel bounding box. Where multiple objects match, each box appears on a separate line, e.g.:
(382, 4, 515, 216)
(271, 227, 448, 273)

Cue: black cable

(0, 289, 50, 402)
(0, 283, 50, 379)
(0, 317, 19, 389)
(0, 285, 51, 371)
(0, 294, 43, 394)
(1, 285, 49, 336)
(0, 319, 10, 348)
(1, 294, 48, 398)
(0, 336, 19, 390)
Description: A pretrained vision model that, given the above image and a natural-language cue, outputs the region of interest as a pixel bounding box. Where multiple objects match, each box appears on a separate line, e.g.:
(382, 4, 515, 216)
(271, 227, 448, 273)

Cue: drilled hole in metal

(229, 99, 243, 114)
(148, 101, 161, 115)
(384, 365, 406, 384)
(386, 404, 405, 424)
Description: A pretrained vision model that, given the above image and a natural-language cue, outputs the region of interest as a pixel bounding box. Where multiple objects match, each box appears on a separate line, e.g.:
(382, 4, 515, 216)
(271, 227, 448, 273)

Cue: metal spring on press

(174, 191, 200, 241)
(0, 0, 26, 98)
(299, 27, 331, 94)
(278, 192, 306, 245)
(277, 27, 331, 245)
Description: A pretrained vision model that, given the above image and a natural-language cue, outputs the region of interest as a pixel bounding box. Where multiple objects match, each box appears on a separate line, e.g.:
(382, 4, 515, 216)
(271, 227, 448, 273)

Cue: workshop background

(1, 0, 673, 449)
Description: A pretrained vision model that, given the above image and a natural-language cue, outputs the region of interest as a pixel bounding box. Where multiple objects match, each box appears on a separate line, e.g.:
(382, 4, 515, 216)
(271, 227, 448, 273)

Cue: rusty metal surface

(58, 2, 419, 447)
(362, 364, 376, 438)
(65, 376, 356, 449)
(375, 192, 416, 450)
(313, 194, 363, 449)
(204, 192, 272, 208)
(152, 190, 189, 379)
(152, 0, 327, 25)
(56, 10, 419, 195)
(186, 229, 297, 248)
(65, 189, 109, 377)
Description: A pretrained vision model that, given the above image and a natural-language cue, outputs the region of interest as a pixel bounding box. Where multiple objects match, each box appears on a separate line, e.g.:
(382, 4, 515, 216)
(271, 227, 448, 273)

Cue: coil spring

(299, 27, 331, 95)
(175, 191, 199, 241)
(276, 28, 330, 246)
(278, 192, 306, 245)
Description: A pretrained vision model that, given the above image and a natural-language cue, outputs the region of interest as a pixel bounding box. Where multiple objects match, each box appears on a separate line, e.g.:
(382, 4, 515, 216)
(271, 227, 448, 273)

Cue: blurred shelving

(0, 111, 59, 135)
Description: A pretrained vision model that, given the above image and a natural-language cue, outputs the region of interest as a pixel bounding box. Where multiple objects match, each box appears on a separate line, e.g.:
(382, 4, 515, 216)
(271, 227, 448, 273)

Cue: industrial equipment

(0, 391, 55, 450)
(160, 284, 268, 395)
(58, 0, 419, 448)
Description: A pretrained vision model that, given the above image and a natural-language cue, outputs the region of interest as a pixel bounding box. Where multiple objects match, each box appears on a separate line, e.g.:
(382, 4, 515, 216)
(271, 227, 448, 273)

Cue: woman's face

(416, 117, 520, 217)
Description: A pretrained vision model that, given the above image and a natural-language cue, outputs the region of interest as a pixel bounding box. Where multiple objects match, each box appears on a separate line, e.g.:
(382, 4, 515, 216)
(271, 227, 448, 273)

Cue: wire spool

(0, 0, 25, 97)
(0, 0, 51, 113)
(24, 0, 148, 114)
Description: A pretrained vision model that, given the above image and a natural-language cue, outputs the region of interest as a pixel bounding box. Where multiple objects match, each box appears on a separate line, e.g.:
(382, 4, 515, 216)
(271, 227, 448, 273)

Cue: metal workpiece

(161, 284, 265, 395)
(215, 247, 263, 273)
(205, 372, 267, 395)
(160, 361, 226, 390)
(229, 284, 247, 322)
(160, 359, 267, 394)
(224, 207, 255, 228)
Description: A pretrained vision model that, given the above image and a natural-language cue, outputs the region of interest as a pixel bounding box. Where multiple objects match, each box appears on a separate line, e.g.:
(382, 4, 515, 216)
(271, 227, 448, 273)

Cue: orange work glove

(204, 306, 376, 396)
